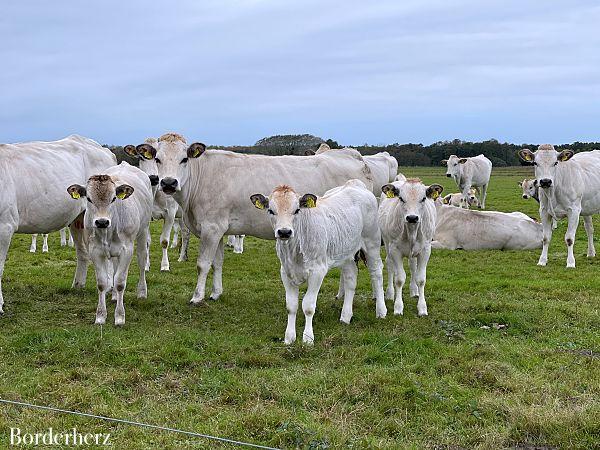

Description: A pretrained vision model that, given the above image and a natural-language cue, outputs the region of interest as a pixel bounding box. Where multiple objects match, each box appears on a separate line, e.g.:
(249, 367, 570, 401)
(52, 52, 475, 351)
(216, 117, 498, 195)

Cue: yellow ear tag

(143, 150, 153, 159)
(386, 190, 395, 199)
(116, 191, 127, 200)
(71, 191, 80, 199)
(254, 199, 265, 209)
(431, 191, 439, 200)
(305, 197, 316, 208)
(192, 148, 201, 157)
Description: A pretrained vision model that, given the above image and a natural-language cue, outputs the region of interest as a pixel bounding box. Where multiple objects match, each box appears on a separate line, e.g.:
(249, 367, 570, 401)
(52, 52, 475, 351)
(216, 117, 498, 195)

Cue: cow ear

(299, 193, 317, 208)
(116, 184, 134, 200)
(518, 149, 534, 164)
(517, 181, 523, 187)
(250, 194, 269, 210)
(136, 144, 156, 160)
(304, 149, 316, 156)
(533, 179, 538, 186)
(187, 143, 206, 158)
(426, 184, 443, 199)
(440, 159, 448, 166)
(67, 184, 86, 199)
(458, 158, 468, 164)
(442, 195, 450, 204)
(558, 150, 574, 162)
(123, 145, 138, 157)
(382, 184, 399, 199)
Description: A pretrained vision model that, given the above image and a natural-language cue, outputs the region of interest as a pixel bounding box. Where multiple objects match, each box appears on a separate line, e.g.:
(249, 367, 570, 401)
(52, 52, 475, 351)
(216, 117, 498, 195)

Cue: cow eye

(155, 158, 162, 165)
(111, 197, 116, 203)
(554, 161, 558, 166)
(294, 208, 300, 215)
(533, 161, 537, 166)
(399, 197, 405, 203)
(421, 197, 426, 202)
(267, 209, 275, 215)
(87, 198, 93, 205)
(454, 163, 458, 167)
(180, 158, 188, 164)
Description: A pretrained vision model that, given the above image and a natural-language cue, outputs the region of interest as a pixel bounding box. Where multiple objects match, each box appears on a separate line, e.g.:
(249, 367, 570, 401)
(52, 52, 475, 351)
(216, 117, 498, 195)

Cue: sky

(1, 0, 599, 146)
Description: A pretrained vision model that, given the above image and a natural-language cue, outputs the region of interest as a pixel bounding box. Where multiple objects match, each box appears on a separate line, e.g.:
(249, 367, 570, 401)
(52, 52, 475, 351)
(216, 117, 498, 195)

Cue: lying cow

(251, 180, 385, 344)
(67, 162, 153, 325)
(379, 178, 442, 316)
(519, 145, 600, 267)
(0, 135, 116, 314)
(226, 235, 245, 253)
(441, 154, 492, 208)
(518, 179, 558, 229)
(30, 228, 73, 253)
(127, 133, 375, 305)
(432, 201, 542, 250)
(442, 188, 480, 208)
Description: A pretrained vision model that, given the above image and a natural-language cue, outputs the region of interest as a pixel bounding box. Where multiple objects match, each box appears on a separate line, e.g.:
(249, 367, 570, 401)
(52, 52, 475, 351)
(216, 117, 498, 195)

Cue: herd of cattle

(1, 133, 596, 343)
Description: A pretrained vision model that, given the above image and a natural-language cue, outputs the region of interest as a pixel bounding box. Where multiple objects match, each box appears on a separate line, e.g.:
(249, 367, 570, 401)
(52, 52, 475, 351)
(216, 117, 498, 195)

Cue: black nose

(522, 195, 528, 199)
(148, 175, 159, 186)
(160, 177, 178, 191)
(95, 218, 109, 228)
(277, 228, 292, 239)
(446, 173, 452, 177)
(406, 215, 419, 223)
(539, 179, 552, 188)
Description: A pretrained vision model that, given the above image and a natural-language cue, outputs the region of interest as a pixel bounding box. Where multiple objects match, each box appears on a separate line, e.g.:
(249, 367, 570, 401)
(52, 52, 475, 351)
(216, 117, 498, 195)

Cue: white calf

(379, 178, 442, 316)
(442, 188, 480, 208)
(518, 179, 559, 229)
(67, 162, 153, 325)
(251, 180, 385, 345)
(442, 154, 492, 208)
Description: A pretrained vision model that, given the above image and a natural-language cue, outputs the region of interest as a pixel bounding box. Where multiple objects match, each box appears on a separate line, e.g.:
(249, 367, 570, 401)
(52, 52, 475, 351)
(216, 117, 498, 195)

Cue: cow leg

(42, 234, 49, 253)
(389, 252, 406, 315)
(364, 239, 386, 318)
(171, 220, 180, 248)
(30, 234, 37, 253)
(209, 238, 224, 300)
(414, 246, 431, 316)
(190, 225, 224, 305)
(339, 260, 357, 324)
(335, 274, 344, 300)
(281, 267, 300, 344)
(136, 229, 149, 299)
(177, 220, 190, 262)
(583, 216, 595, 258)
(145, 225, 151, 271)
(385, 253, 395, 301)
(301, 268, 326, 345)
(159, 212, 175, 271)
(408, 256, 418, 298)
(60, 228, 67, 246)
(113, 244, 133, 326)
(109, 256, 118, 302)
(460, 185, 470, 209)
(0, 225, 15, 314)
(234, 235, 244, 254)
(538, 210, 553, 266)
(70, 216, 89, 288)
(552, 218, 558, 230)
(68, 228, 74, 247)
(91, 248, 110, 325)
(565, 206, 581, 268)
(479, 184, 488, 209)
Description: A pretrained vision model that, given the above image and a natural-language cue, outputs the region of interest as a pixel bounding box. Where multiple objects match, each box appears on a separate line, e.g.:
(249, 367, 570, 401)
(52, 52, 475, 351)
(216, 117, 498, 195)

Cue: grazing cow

(432, 201, 542, 250)
(124, 140, 189, 270)
(0, 135, 116, 314)
(518, 179, 558, 229)
(67, 162, 153, 325)
(442, 188, 480, 208)
(30, 228, 74, 253)
(127, 133, 375, 305)
(226, 235, 245, 253)
(379, 178, 442, 316)
(519, 145, 600, 267)
(441, 154, 492, 208)
(251, 180, 385, 344)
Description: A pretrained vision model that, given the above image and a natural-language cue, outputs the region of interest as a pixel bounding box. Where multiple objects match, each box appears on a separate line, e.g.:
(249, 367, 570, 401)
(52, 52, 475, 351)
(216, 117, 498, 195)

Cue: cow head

(250, 185, 316, 240)
(124, 138, 159, 187)
(381, 179, 443, 224)
(67, 175, 134, 229)
(442, 155, 468, 179)
(518, 178, 537, 199)
(126, 133, 206, 195)
(518, 145, 574, 190)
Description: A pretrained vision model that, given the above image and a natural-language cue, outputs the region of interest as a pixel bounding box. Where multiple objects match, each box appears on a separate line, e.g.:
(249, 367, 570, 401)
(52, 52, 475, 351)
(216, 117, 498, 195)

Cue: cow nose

(406, 215, 419, 223)
(160, 177, 178, 191)
(539, 178, 552, 188)
(95, 218, 110, 228)
(148, 175, 159, 186)
(522, 194, 528, 199)
(446, 173, 452, 178)
(277, 228, 293, 239)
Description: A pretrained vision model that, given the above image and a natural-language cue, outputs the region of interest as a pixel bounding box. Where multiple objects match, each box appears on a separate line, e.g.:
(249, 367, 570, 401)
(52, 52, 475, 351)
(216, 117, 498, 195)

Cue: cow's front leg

(177, 220, 190, 262)
(159, 213, 175, 271)
(340, 261, 358, 324)
(70, 215, 89, 288)
(408, 255, 418, 298)
(41, 234, 49, 253)
(0, 224, 15, 314)
(171, 220, 180, 248)
(113, 244, 134, 326)
(92, 252, 110, 325)
(30, 234, 37, 253)
(136, 228, 149, 299)
(209, 238, 224, 300)
(190, 225, 224, 305)
(479, 183, 488, 209)
(414, 246, 431, 316)
(385, 252, 395, 300)
(583, 216, 595, 258)
(60, 228, 67, 246)
(538, 209, 553, 266)
(301, 268, 327, 345)
(565, 206, 581, 268)
(145, 225, 151, 271)
(364, 238, 386, 318)
(460, 185, 470, 209)
(335, 274, 344, 300)
(281, 268, 300, 344)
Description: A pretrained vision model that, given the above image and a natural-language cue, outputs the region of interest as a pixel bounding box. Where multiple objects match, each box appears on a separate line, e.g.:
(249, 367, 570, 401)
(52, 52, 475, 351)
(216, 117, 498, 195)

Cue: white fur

(444, 154, 492, 208)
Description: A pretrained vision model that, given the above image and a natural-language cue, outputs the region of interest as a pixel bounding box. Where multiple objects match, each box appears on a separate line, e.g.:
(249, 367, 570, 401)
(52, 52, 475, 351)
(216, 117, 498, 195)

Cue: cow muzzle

(160, 177, 178, 194)
(406, 215, 419, 224)
(95, 218, 110, 229)
(276, 228, 293, 240)
(539, 178, 552, 189)
(148, 175, 159, 186)
(522, 194, 529, 199)
(446, 173, 452, 178)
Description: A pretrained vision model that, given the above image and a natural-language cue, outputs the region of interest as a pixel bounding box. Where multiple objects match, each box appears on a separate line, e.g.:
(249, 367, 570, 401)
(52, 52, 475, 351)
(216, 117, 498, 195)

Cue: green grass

(0, 166, 598, 449)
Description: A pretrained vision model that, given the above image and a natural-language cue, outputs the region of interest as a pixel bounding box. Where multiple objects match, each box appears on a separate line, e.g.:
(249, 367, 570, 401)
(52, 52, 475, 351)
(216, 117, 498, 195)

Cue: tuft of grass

(0, 166, 597, 448)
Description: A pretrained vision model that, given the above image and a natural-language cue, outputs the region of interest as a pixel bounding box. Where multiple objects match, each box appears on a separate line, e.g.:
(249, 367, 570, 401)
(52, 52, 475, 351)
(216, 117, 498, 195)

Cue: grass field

(0, 166, 598, 449)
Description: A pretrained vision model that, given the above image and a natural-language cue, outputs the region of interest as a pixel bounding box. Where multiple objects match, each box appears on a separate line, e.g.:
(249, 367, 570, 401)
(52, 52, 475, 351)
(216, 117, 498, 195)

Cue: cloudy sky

(2, 1, 599, 146)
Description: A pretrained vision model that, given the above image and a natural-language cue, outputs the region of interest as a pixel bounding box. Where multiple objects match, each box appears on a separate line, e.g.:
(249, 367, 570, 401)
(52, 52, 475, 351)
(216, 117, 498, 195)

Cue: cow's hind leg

(364, 239, 386, 318)
(30, 234, 37, 253)
(41, 234, 49, 253)
(190, 224, 225, 305)
(171, 220, 180, 248)
(479, 183, 488, 209)
(209, 238, 224, 300)
(339, 260, 357, 324)
(583, 216, 595, 258)
(60, 228, 67, 246)
(408, 256, 418, 298)
(0, 225, 15, 314)
(136, 228, 149, 299)
(70, 215, 89, 288)
(177, 220, 190, 262)
(565, 206, 581, 268)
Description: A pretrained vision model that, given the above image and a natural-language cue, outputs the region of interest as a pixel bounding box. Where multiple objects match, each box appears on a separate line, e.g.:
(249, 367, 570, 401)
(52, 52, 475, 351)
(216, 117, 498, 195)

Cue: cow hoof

(588, 252, 596, 258)
(114, 318, 125, 327)
(566, 263, 575, 269)
(189, 298, 204, 306)
(302, 338, 315, 346)
(208, 294, 221, 301)
(376, 311, 387, 319)
(537, 261, 547, 267)
(95, 317, 106, 325)
(160, 267, 170, 272)
(394, 310, 404, 316)
(418, 311, 428, 317)
(339, 316, 352, 325)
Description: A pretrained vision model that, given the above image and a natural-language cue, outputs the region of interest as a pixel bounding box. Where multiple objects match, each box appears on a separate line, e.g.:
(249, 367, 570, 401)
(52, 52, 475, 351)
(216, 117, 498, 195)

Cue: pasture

(0, 166, 598, 449)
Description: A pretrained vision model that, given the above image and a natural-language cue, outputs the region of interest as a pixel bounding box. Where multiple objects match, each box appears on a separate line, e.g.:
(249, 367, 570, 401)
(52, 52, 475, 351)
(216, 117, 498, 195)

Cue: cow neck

(175, 157, 203, 214)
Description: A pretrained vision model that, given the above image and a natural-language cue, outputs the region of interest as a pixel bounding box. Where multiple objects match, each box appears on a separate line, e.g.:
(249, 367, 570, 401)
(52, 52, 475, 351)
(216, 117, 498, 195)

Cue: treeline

(105, 138, 600, 167)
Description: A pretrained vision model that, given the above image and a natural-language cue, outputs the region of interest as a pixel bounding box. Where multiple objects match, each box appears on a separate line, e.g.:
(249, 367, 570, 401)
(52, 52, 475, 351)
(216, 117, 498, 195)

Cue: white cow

(251, 180, 385, 344)
(519, 145, 600, 267)
(67, 162, 153, 326)
(30, 228, 74, 253)
(0, 135, 116, 314)
(518, 179, 558, 229)
(441, 154, 492, 208)
(128, 132, 375, 305)
(432, 201, 542, 250)
(442, 188, 480, 208)
(226, 235, 245, 253)
(124, 140, 189, 271)
(379, 178, 442, 316)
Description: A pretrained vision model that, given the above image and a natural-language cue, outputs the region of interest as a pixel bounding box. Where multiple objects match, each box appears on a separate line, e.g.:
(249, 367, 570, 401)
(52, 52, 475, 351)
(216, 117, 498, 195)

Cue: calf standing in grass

(67, 162, 153, 325)
(251, 180, 385, 345)
(379, 178, 443, 316)
(442, 154, 491, 208)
